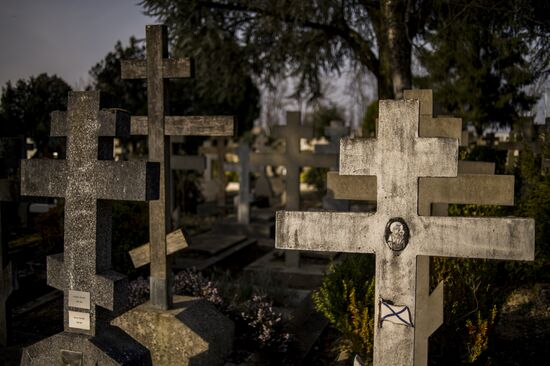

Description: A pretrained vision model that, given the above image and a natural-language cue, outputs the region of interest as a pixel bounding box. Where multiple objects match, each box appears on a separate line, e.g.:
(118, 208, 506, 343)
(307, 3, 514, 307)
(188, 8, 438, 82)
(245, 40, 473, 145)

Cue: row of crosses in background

(275, 90, 535, 365)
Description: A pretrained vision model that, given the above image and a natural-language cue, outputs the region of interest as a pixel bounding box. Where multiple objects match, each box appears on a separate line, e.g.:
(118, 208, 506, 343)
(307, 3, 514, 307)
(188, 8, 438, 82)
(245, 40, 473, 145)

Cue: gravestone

(20, 91, 158, 365)
(327, 90, 514, 364)
(115, 24, 234, 365)
(121, 24, 234, 310)
(276, 99, 535, 365)
(169, 136, 206, 227)
(314, 120, 351, 211)
(0, 177, 17, 347)
(497, 116, 546, 169)
(314, 120, 349, 155)
(198, 138, 234, 209)
(250, 111, 337, 267)
(224, 144, 251, 224)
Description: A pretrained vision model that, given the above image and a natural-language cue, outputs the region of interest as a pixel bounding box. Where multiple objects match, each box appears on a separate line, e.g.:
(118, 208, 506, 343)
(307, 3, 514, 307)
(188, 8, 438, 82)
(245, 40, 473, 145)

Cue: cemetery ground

(2, 177, 550, 365)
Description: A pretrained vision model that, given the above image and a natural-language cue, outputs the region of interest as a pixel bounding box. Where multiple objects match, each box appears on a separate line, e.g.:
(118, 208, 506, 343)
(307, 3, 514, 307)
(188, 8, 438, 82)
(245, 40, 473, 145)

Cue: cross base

(20, 327, 152, 365)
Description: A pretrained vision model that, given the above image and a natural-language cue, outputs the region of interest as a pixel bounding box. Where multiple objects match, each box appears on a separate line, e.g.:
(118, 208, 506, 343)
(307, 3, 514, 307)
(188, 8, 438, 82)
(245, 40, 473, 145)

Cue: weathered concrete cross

(21, 91, 159, 337)
(224, 144, 251, 224)
(251, 111, 337, 266)
(121, 24, 234, 310)
(276, 99, 534, 365)
(327, 89, 513, 364)
(0, 177, 17, 346)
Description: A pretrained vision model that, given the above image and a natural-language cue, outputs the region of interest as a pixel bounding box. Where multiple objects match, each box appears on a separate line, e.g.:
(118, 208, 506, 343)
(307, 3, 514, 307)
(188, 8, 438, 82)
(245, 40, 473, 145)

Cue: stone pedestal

(112, 296, 234, 366)
(20, 326, 152, 365)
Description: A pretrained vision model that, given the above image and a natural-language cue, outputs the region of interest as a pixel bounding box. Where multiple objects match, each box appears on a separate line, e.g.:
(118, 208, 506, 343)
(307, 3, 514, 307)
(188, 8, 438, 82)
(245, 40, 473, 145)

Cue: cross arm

(128, 229, 188, 268)
(130, 116, 234, 136)
(417, 175, 514, 216)
(298, 152, 338, 168)
(326, 172, 376, 200)
(414, 216, 535, 261)
(172, 155, 206, 171)
(21, 160, 67, 198)
(250, 152, 288, 167)
(121, 58, 192, 79)
(50, 109, 131, 137)
(275, 210, 379, 253)
(47, 253, 127, 311)
(95, 161, 160, 201)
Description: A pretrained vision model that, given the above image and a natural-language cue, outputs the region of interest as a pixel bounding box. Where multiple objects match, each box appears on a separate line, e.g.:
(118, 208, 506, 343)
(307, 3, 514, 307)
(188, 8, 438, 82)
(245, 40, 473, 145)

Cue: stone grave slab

(20, 91, 159, 364)
(276, 99, 534, 365)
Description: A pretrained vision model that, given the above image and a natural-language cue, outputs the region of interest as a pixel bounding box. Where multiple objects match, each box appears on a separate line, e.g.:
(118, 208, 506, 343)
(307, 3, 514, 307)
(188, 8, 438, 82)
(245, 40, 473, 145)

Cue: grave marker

(20, 91, 158, 365)
(251, 111, 337, 266)
(169, 136, 206, 227)
(0, 177, 17, 346)
(21, 91, 159, 336)
(224, 144, 251, 224)
(276, 99, 534, 365)
(121, 24, 234, 310)
(328, 89, 512, 364)
(314, 120, 350, 155)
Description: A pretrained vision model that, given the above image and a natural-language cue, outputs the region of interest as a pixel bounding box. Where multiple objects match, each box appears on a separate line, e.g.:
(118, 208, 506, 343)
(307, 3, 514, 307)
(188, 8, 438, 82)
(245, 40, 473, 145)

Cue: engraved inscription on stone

(384, 218, 410, 251)
(61, 350, 83, 366)
(68, 311, 91, 331)
(68, 290, 90, 310)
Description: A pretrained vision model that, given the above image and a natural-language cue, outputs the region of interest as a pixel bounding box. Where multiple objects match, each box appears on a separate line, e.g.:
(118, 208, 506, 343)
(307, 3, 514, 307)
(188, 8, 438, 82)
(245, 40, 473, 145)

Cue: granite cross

(251, 111, 338, 266)
(276, 99, 535, 365)
(224, 144, 251, 224)
(0, 177, 17, 346)
(121, 24, 234, 310)
(21, 91, 160, 337)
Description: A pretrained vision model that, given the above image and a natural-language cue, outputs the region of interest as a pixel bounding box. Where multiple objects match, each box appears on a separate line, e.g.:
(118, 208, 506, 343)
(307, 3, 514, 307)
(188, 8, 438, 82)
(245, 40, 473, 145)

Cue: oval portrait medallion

(384, 217, 410, 251)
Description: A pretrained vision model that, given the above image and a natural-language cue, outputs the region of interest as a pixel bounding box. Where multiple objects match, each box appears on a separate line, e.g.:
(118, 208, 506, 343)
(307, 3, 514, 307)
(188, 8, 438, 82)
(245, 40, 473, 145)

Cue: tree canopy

(418, 0, 549, 134)
(0, 73, 71, 156)
(89, 36, 260, 136)
(140, 0, 548, 131)
(141, 0, 437, 99)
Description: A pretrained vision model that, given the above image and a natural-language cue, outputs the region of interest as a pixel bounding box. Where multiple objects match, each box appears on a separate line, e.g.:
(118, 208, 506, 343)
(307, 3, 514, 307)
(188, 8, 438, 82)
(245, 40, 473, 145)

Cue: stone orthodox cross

(276, 99, 534, 365)
(0, 177, 17, 346)
(21, 91, 159, 337)
(251, 111, 337, 266)
(327, 89, 516, 364)
(121, 24, 234, 310)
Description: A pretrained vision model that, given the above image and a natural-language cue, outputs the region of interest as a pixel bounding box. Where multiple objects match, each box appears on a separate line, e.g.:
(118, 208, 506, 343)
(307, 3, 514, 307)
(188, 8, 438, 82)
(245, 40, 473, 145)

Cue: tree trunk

(378, 0, 413, 99)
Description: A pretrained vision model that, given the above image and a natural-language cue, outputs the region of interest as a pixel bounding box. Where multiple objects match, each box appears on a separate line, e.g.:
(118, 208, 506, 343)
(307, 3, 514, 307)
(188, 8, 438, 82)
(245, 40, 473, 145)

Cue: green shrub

(312, 255, 375, 361)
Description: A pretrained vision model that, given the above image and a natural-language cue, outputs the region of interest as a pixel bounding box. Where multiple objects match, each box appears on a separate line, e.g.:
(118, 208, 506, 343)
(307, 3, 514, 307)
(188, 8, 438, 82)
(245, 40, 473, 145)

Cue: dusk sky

(0, 1, 545, 124)
(0, 0, 156, 89)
